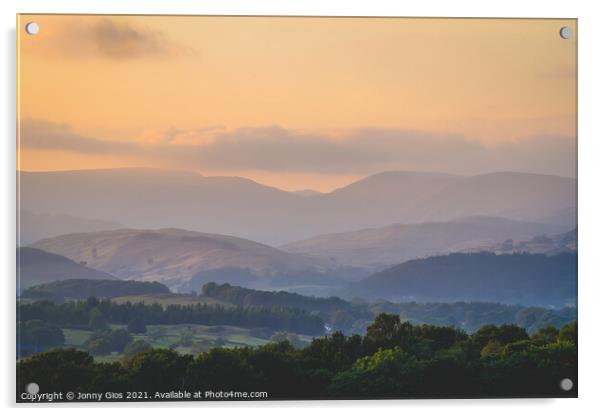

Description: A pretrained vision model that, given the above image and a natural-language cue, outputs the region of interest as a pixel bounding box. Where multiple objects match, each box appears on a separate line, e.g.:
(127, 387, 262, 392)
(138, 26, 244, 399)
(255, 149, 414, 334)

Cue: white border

(2, 1, 601, 414)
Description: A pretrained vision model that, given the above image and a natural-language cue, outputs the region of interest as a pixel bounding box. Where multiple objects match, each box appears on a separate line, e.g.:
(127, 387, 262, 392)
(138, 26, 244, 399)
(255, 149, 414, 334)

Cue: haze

(18, 15, 576, 192)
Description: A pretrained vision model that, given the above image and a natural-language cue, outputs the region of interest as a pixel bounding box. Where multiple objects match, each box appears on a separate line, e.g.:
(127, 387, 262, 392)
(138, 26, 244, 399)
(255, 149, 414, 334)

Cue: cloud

(90, 18, 181, 59)
(33, 17, 187, 60)
(20, 119, 138, 154)
(20, 119, 576, 178)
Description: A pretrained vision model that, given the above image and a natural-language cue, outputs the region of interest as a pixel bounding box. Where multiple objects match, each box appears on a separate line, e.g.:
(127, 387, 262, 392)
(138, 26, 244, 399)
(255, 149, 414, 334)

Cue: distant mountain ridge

(19, 169, 576, 245)
(473, 228, 577, 255)
(347, 252, 577, 307)
(282, 216, 568, 270)
(19, 210, 122, 245)
(28, 228, 346, 291)
(17, 247, 116, 292)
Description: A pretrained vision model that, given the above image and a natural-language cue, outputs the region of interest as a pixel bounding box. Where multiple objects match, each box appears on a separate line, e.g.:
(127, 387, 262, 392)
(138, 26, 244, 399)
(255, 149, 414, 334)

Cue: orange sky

(17, 15, 577, 192)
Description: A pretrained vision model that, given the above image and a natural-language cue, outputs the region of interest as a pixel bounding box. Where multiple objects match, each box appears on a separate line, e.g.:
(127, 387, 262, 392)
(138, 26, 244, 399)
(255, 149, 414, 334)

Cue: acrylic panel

(16, 15, 577, 402)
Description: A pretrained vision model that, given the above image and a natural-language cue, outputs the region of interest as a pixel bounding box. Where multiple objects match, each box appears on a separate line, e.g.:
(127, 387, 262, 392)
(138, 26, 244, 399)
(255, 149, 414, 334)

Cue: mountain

(480, 228, 577, 255)
(19, 168, 302, 246)
(292, 189, 323, 197)
(21, 279, 170, 302)
(18, 210, 123, 245)
(347, 252, 577, 307)
(17, 247, 116, 292)
(282, 216, 568, 270)
(19, 169, 576, 245)
(28, 228, 340, 291)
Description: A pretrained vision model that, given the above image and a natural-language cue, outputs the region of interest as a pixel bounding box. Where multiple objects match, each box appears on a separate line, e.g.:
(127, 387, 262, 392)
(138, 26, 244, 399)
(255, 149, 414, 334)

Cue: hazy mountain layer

(29, 228, 338, 290)
(282, 216, 568, 270)
(19, 169, 576, 245)
(17, 247, 116, 292)
(475, 228, 577, 255)
(18, 210, 123, 245)
(347, 252, 577, 307)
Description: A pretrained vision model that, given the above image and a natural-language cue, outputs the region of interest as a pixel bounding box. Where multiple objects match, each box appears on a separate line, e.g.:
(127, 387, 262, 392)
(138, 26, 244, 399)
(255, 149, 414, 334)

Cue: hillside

(20, 169, 576, 245)
(348, 252, 577, 307)
(17, 247, 116, 291)
(21, 279, 170, 302)
(29, 228, 336, 291)
(282, 216, 567, 270)
(480, 228, 577, 255)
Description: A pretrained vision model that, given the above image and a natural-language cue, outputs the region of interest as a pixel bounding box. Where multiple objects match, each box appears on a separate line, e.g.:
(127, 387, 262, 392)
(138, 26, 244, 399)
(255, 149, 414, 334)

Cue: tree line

(17, 314, 577, 400)
(18, 297, 325, 339)
(201, 282, 577, 335)
(202, 282, 356, 314)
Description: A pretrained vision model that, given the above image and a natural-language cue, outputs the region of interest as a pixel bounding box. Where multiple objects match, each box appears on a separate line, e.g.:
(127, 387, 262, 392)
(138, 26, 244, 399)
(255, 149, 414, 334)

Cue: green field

(62, 323, 313, 362)
(109, 293, 230, 307)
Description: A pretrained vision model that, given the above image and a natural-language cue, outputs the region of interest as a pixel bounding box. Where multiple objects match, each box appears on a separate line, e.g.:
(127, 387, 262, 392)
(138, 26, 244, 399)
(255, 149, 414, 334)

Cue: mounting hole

(25, 22, 39, 35)
(560, 378, 573, 391)
(559, 26, 572, 40)
(25, 382, 39, 394)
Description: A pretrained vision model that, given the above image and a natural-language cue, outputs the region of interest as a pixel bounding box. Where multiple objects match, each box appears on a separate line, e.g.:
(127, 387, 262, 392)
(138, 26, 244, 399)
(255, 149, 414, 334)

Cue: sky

(17, 15, 576, 192)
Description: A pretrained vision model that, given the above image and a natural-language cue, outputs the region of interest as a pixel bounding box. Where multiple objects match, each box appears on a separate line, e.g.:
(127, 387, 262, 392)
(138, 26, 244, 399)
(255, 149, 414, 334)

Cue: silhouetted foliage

(83, 329, 133, 354)
(22, 279, 170, 301)
(127, 317, 147, 334)
(17, 320, 65, 357)
(19, 297, 325, 336)
(200, 282, 576, 334)
(123, 340, 152, 359)
(17, 314, 577, 401)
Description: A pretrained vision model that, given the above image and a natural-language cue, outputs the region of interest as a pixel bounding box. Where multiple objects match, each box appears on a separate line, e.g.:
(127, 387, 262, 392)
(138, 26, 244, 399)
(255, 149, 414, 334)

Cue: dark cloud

(20, 119, 576, 178)
(38, 17, 186, 60)
(20, 119, 138, 154)
(91, 18, 178, 59)
(175, 127, 575, 177)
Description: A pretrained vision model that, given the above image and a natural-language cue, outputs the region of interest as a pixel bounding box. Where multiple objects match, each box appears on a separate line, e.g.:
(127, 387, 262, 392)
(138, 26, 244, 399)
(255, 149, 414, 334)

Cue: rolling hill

(477, 228, 577, 255)
(282, 216, 568, 270)
(19, 169, 576, 245)
(17, 247, 116, 292)
(347, 252, 577, 307)
(28, 228, 339, 291)
(20, 278, 170, 301)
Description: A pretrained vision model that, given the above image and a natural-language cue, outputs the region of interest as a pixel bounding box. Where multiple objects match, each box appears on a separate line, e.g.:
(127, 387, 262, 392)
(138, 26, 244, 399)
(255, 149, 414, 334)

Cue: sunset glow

(18, 15, 576, 191)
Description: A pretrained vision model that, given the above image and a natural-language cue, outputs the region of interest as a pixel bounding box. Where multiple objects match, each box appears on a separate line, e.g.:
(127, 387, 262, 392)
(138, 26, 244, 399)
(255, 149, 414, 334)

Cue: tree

(83, 329, 133, 355)
(127, 316, 147, 334)
(83, 332, 113, 355)
(558, 321, 577, 345)
(17, 349, 96, 394)
(496, 324, 529, 345)
(270, 332, 305, 348)
(123, 340, 152, 359)
(531, 325, 559, 345)
(88, 307, 109, 331)
(501, 340, 532, 357)
(471, 323, 529, 354)
(109, 329, 133, 352)
(17, 320, 65, 357)
(126, 349, 193, 392)
(365, 313, 413, 351)
(331, 310, 355, 333)
(480, 340, 503, 358)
